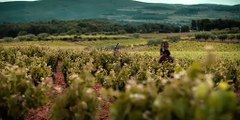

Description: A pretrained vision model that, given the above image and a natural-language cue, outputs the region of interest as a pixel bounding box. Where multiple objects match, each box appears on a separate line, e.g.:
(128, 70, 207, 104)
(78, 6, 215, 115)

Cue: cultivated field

(0, 33, 240, 120)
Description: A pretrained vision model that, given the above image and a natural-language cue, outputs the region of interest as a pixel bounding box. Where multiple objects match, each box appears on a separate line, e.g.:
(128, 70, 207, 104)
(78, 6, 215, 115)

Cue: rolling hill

(0, 0, 239, 24)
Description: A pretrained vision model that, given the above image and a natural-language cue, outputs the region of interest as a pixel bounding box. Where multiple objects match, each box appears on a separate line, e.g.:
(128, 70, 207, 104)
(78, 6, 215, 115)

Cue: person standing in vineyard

(159, 50, 174, 64)
(160, 41, 169, 56)
(159, 41, 174, 78)
(159, 41, 173, 63)
(114, 43, 120, 56)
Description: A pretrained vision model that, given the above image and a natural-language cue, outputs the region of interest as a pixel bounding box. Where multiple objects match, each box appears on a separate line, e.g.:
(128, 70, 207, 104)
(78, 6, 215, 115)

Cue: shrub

(202, 33, 211, 40)
(0, 65, 48, 119)
(18, 31, 28, 36)
(132, 33, 140, 38)
(195, 34, 202, 40)
(167, 36, 180, 42)
(2, 37, 14, 42)
(110, 63, 238, 120)
(229, 27, 240, 34)
(195, 33, 211, 40)
(110, 80, 157, 120)
(210, 34, 217, 40)
(38, 33, 50, 40)
(227, 34, 236, 40)
(17, 34, 37, 41)
(236, 34, 240, 43)
(236, 34, 240, 40)
(51, 75, 98, 120)
(29, 61, 52, 86)
(67, 29, 77, 35)
(217, 34, 228, 41)
(147, 39, 163, 46)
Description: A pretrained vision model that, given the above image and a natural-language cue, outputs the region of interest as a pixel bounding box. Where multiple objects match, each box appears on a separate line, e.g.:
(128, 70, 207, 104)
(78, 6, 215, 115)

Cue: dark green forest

(1, 19, 240, 39)
(0, 19, 185, 38)
(191, 19, 240, 31)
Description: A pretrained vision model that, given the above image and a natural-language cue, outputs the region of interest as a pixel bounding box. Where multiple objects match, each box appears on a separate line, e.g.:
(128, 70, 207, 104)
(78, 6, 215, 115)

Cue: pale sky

(0, 0, 239, 5)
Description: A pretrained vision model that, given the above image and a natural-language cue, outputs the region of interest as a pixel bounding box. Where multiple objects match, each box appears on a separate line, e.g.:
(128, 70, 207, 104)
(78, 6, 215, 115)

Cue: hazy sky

(0, 0, 239, 5)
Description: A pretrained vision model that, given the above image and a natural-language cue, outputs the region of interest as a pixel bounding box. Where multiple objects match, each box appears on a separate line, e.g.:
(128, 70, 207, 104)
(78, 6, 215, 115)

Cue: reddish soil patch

(24, 103, 52, 120)
(99, 99, 111, 120)
(25, 61, 67, 120)
(24, 61, 112, 120)
(98, 100, 111, 120)
(94, 84, 111, 120)
(54, 61, 67, 88)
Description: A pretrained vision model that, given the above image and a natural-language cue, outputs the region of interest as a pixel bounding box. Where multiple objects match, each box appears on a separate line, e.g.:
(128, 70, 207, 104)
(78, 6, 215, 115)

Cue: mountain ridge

(0, 0, 239, 24)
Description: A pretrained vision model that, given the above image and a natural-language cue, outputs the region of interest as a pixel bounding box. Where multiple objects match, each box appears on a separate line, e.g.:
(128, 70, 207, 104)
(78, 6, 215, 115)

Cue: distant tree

(124, 25, 137, 33)
(191, 20, 197, 30)
(0, 19, 184, 38)
(201, 19, 212, 31)
(191, 19, 240, 31)
(181, 25, 190, 32)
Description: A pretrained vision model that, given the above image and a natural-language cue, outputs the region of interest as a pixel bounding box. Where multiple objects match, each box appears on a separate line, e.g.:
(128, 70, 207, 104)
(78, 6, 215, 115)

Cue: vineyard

(0, 35, 240, 120)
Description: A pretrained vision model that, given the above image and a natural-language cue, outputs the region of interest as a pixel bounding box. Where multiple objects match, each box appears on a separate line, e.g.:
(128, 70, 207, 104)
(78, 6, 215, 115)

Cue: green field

(1, 37, 239, 61)
(78, 39, 148, 47)
(0, 41, 86, 50)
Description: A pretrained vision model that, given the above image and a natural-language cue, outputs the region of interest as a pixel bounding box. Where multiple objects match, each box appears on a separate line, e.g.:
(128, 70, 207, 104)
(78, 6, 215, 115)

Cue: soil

(24, 61, 67, 120)
(94, 84, 111, 120)
(24, 61, 111, 120)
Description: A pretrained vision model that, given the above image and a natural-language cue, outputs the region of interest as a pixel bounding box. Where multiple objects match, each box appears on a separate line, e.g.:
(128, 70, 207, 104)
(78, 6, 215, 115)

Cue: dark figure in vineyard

(114, 43, 120, 56)
(159, 50, 174, 64)
(159, 42, 175, 78)
(160, 41, 169, 56)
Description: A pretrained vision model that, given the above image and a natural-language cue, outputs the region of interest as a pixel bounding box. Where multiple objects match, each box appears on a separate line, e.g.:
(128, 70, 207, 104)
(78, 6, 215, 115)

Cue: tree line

(191, 19, 240, 31)
(1, 19, 239, 39)
(0, 19, 189, 38)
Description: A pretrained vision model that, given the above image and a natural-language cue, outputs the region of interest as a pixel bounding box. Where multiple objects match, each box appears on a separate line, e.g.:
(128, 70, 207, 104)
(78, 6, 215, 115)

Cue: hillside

(0, 0, 239, 24)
